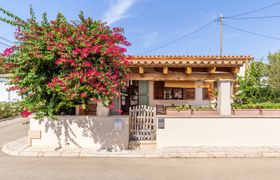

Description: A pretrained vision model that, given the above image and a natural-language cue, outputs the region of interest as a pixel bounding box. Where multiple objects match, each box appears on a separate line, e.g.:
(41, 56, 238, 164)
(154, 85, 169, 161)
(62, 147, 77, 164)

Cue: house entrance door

(121, 80, 139, 114)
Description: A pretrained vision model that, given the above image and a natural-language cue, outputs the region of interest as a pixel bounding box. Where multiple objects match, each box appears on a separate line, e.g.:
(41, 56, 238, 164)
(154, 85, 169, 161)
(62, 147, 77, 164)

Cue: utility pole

(219, 14, 223, 56)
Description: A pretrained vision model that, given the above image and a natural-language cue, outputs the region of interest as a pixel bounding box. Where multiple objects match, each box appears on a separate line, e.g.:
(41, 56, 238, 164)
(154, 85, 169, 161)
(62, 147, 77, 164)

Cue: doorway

(121, 80, 139, 114)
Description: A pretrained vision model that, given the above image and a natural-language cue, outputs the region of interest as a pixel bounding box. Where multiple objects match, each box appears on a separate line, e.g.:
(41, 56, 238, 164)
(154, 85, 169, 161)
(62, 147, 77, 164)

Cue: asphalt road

(1, 118, 280, 180)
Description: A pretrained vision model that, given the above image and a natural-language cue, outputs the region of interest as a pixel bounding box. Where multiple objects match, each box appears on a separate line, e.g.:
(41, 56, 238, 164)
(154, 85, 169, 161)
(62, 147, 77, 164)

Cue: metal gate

(129, 105, 157, 141)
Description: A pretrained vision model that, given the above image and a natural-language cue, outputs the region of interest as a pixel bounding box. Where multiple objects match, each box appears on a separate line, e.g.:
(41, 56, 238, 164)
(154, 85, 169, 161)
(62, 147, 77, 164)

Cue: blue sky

(1, 0, 280, 59)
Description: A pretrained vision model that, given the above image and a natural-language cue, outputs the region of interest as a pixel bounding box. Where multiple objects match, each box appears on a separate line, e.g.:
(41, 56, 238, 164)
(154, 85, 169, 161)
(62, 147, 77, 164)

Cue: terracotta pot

(261, 109, 280, 117)
(192, 110, 219, 116)
(166, 109, 192, 117)
(233, 109, 260, 116)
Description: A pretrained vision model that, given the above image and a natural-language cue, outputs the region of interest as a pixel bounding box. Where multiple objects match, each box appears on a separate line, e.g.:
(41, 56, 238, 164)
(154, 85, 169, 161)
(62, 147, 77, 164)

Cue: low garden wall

(157, 116, 280, 148)
(29, 115, 129, 150)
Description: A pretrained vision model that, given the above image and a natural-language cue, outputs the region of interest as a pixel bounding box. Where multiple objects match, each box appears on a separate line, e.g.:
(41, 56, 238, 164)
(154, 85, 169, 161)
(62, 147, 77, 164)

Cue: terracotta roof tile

(128, 55, 253, 66)
(130, 55, 253, 60)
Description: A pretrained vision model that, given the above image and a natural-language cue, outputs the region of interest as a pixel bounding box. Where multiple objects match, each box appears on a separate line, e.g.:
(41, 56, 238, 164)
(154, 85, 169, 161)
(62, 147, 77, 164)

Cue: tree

(234, 60, 274, 104)
(268, 51, 280, 91)
(0, 6, 131, 118)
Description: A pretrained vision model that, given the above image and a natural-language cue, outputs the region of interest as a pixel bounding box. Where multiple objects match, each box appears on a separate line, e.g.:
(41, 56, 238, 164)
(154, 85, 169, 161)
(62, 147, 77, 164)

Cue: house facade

(112, 55, 252, 115)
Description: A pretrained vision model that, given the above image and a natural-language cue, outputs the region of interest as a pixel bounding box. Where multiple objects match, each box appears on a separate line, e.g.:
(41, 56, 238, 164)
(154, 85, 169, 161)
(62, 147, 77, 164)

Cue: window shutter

(154, 81, 164, 99)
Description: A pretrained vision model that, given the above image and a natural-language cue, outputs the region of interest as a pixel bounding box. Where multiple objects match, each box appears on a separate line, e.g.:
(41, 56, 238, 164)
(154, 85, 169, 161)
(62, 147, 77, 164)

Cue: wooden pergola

(128, 55, 252, 81)
(127, 55, 253, 116)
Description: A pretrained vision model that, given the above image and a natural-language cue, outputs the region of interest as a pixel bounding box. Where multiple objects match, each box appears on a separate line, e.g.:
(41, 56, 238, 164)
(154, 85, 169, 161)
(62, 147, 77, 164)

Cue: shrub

(192, 105, 215, 111)
(166, 104, 191, 111)
(0, 7, 130, 118)
(233, 102, 280, 109)
(0, 101, 24, 119)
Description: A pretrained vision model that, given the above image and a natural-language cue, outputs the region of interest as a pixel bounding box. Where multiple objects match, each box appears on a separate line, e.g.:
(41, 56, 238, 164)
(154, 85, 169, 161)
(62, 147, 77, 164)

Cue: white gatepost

(96, 103, 110, 117)
(217, 80, 232, 116)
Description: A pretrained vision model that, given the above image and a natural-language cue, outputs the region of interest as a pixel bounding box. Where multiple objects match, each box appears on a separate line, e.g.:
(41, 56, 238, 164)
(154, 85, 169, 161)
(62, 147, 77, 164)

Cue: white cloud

(103, 0, 136, 24)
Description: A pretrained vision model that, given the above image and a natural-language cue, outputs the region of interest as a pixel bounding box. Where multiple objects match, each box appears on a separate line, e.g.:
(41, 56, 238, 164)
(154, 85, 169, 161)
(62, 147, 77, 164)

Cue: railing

(129, 105, 157, 141)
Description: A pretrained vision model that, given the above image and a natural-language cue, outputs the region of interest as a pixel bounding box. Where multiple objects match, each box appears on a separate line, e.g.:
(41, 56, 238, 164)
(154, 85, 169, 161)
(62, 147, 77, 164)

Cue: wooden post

(185, 67, 192, 75)
(163, 67, 168, 75)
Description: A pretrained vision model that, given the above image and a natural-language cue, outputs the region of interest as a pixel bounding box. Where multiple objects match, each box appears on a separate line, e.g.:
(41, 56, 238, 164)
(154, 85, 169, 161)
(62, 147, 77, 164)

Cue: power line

(225, 15, 280, 20)
(0, 35, 13, 44)
(0, 41, 11, 47)
(226, 1, 280, 18)
(223, 23, 280, 41)
(138, 20, 215, 54)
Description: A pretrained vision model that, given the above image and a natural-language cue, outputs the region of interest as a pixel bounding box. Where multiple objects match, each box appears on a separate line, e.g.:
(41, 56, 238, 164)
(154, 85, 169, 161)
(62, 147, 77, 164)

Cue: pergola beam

(130, 72, 235, 81)
(139, 67, 144, 74)
(185, 67, 192, 75)
(163, 67, 168, 75)
(231, 67, 239, 74)
(208, 67, 216, 74)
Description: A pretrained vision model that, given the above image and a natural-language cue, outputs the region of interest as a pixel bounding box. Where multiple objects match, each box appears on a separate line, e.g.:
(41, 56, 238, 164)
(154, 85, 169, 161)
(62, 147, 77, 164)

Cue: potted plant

(192, 106, 218, 116)
(232, 104, 260, 116)
(166, 104, 192, 116)
(258, 102, 280, 116)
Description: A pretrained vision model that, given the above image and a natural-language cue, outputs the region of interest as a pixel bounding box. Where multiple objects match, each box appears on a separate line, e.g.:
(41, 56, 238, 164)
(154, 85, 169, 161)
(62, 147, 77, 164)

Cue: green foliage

(0, 6, 130, 119)
(0, 6, 25, 26)
(0, 101, 24, 119)
(233, 102, 280, 109)
(268, 50, 280, 90)
(166, 104, 191, 111)
(192, 105, 214, 111)
(233, 60, 278, 104)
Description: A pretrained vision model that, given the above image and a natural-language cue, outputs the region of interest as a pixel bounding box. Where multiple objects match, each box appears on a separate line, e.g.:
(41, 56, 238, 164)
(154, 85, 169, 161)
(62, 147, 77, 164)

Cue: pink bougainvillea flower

(0, 9, 130, 117)
(1, 47, 14, 57)
(21, 110, 31, 117)
(80, 93, 87, 98)
(108, 103, 115, 109)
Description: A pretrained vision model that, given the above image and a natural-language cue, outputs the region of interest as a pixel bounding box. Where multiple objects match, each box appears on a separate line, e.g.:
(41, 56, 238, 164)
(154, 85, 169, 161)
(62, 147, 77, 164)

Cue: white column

(217, 80, 232, 116)
(96, 103, 110, 117)
(195, 88, 203, 106)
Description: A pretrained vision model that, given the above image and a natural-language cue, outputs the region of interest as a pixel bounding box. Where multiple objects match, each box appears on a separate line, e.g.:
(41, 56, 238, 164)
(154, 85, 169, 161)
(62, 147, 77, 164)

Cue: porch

(116, 55, 253, 116)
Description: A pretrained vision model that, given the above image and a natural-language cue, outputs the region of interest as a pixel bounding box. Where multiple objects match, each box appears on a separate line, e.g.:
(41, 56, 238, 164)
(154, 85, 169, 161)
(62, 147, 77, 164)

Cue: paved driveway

(1, 118, 280, 180)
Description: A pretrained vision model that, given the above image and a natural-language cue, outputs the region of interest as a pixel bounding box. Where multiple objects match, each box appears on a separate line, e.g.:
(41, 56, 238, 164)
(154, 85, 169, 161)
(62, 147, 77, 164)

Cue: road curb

(3, 137, 280, 158)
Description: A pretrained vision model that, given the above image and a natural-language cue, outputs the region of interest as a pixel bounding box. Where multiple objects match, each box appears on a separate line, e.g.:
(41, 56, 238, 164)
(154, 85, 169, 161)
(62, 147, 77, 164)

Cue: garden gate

(129, 105, 157, 141)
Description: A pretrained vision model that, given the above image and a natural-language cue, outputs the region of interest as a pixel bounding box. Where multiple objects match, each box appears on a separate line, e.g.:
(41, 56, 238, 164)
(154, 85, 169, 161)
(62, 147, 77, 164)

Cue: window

(203, 88, 210, 100)
(183, 88, 195, 100)
(154, 81, 193, 100)
(154, 81, 164, 99)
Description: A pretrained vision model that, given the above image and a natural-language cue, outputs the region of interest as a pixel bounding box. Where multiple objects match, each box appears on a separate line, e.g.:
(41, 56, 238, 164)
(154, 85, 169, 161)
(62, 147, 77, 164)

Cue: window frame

(153, 81, 195, 100)
(183, 88, 196, 100)
(202, 88, 210, 100)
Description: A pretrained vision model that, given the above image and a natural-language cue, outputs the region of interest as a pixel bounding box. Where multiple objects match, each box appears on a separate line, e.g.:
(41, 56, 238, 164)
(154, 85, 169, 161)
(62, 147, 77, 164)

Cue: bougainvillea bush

(0, 7, 130, 118)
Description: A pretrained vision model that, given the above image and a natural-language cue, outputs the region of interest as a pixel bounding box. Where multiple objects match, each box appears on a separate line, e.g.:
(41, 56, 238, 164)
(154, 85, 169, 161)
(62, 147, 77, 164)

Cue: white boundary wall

(29, 116, 129, 150)
(157, 117, 280, 148)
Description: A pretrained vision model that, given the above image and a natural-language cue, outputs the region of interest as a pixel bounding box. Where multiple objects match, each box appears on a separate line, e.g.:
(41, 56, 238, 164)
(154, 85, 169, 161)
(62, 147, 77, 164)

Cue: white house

(0, 74, 21, 102)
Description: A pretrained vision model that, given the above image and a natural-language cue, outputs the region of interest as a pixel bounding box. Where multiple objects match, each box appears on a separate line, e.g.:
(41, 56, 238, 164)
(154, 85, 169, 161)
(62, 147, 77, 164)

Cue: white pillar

(96, 103, 110, 117)
(195, 88, 203, 106)
(217, 80, 232, 116)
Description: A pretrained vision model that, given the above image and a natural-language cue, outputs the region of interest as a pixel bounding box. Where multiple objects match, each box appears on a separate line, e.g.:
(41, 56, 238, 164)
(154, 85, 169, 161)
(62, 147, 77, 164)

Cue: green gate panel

(138, 80, 149, 105)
